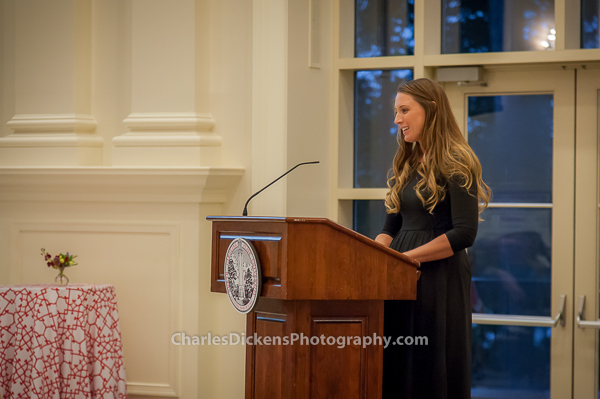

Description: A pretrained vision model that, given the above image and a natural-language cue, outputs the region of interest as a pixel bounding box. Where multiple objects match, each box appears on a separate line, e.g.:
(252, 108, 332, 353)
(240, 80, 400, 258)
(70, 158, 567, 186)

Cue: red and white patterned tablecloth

(0, 284, 127, 399)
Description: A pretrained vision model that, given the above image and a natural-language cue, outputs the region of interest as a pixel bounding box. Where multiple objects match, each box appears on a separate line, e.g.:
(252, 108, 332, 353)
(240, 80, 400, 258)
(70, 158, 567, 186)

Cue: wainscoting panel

(10, 221, 181, 397)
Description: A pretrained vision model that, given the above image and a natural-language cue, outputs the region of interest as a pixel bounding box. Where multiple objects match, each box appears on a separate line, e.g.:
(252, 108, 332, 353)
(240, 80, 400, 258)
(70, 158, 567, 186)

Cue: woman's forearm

(402, 233, 454, 263)
(375, 233, 393, 247)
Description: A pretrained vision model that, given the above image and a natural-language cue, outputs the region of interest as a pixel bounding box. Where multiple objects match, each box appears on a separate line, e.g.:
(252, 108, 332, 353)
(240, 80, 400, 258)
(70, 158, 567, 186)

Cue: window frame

(330, 0, 600, 228)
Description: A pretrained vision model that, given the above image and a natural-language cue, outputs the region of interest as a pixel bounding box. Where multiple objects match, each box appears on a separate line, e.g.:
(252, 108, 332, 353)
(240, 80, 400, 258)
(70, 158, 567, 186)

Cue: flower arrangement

(41, 248, 78, 285)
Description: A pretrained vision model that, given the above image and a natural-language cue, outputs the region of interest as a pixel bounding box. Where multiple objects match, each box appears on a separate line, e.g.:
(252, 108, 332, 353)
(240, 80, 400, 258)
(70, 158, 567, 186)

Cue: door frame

(574, 65, 600, 399)
(443, 66, 576, 399)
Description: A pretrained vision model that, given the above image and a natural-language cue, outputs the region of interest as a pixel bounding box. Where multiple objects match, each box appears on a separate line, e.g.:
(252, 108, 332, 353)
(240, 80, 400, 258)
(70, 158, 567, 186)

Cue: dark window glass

(472, 324, 550, 397)
(354, 69, 413, 188)
(353, 200, 387, 239)
(355, 0, 414, 57)
(470, 208, 552, 317)
(468, 95, 553, 203)
(468, 93, 554, 395)
(442, 0, 556, 53)
(582, 0, 600, 48)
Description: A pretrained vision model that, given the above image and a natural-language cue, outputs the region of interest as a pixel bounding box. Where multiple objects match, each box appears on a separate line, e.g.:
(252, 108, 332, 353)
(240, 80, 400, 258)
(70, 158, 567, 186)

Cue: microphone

(242, 161, 320, 216)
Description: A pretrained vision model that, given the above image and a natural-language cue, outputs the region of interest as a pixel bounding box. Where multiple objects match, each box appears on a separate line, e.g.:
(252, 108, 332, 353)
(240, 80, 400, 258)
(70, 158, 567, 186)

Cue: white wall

(0, 0, 333, 398)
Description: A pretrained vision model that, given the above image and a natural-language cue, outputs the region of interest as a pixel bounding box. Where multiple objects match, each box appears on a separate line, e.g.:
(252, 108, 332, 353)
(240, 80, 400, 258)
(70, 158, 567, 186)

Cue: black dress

(381, 174, 478, 399)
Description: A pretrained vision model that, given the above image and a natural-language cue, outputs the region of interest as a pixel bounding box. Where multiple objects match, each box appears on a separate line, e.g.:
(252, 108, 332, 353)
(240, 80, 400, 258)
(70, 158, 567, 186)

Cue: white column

(250, 0, 288, 216)
(0, 0, 102, 166)
(112, 0, 220, 167)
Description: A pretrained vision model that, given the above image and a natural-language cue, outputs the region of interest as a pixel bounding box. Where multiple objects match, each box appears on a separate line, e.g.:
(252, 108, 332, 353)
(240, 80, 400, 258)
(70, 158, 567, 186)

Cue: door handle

(577, 295, 600, 329)
(473, 294, 566, 327)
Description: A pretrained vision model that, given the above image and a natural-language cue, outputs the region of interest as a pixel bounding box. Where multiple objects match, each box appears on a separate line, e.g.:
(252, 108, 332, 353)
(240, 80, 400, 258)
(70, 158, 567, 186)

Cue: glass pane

(442, 0, 556, 53)
(470, 208, 552, 316)
(468, 95, 553, 203)
(472, 324, 550, 398)
(354, 69, 413, 188)
(353, 200, 386, 239)
(582, 0, 600, 48)
(355, 0, 414, 58)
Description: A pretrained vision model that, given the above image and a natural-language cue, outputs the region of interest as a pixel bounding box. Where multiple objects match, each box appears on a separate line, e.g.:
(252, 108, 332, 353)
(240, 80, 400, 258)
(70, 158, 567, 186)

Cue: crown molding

(0, 166, 244, 203)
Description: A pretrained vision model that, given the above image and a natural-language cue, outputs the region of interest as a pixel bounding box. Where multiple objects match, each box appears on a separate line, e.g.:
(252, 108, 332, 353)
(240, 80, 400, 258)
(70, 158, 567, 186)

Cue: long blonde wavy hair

(385, 78, 491, 216)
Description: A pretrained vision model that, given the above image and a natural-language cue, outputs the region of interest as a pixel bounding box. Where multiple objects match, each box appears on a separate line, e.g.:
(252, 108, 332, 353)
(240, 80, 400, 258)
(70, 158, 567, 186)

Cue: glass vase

(55, 267, 69, 286)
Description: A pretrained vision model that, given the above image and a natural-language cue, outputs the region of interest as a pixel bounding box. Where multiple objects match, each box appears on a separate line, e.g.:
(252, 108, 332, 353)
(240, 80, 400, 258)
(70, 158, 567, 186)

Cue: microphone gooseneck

(242, 161, 320, 216)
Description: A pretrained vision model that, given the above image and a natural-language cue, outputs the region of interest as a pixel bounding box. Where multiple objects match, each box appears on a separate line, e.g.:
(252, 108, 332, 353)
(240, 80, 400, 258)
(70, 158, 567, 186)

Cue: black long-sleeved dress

(381, 173, 479, 399)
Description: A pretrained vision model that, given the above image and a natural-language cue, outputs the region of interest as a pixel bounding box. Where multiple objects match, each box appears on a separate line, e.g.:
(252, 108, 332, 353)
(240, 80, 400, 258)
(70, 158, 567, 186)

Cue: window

(354, 69, 413, 188)
(581, 0, 600, 48)
(442, 0, 556, 53)
(355, 0, 415, 57)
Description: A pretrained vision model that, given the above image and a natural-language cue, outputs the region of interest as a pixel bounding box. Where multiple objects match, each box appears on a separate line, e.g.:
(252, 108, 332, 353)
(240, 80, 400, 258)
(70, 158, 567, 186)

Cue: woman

(375, 78, 490, 399)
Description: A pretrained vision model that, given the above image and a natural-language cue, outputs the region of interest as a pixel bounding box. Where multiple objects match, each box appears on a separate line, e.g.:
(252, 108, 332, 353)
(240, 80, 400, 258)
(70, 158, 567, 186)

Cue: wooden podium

(208, 216, 420, 399)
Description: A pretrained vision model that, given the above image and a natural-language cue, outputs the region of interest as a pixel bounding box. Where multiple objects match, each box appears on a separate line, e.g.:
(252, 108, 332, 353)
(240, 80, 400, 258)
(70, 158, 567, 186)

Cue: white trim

(127, 382, 178, 397)
(114, 113, 221, 148)
(0, 115, 103, 156)
(308, 0, 321, 69)
(486, 203, 553, 209)
(122, 112, 216, 133)
(338, 51, 600, 72)
(573, 68, 600, 398)
(424, 49, 600, 67)
(0, 134, 104, 148)
(112, 133, 221, 147)
(0, 166, 245, 203)
(6, 114, 98, 133)
(337, 56, 416, 70)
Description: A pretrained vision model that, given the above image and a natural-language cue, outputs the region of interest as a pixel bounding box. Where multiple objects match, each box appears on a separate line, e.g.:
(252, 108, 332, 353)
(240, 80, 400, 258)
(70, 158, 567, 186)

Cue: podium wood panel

(209, 217, 419, 300)
(310, 320, 363, 398)
(207, 217, 419, 399)
(245, 298, 385, 399)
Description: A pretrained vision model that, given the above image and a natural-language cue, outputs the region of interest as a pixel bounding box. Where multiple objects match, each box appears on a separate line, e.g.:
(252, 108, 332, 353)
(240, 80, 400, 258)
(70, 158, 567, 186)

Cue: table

(0, 284, 127, 399)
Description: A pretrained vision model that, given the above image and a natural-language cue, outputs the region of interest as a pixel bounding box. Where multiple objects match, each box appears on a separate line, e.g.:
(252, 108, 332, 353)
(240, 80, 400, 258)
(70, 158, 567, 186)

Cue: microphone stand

(242, 161, 320, 216)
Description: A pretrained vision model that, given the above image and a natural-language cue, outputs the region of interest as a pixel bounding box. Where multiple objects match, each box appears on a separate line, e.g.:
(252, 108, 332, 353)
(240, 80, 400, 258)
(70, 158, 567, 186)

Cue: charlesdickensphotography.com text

(171, 332, 428, 349)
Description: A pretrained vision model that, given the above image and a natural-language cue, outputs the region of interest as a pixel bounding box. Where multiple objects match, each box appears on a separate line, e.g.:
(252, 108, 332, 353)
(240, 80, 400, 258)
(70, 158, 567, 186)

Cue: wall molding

(0, 114, 103, 165)
(10, 220, 183, 397)
(112, 133, 221, 147)
(1, 114, 102, 149)
(0, 134, 104, 148)
(0, 166, 244, 203)
(5, 114, 98, 134)
(126, 382, 178, 397)
(112, 113, 221, 166)
(113, 113, 220, 148)
(122, 113, 215, 133)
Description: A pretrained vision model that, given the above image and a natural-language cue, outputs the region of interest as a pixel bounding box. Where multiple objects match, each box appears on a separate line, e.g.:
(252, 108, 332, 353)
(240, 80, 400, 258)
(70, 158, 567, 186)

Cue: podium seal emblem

(224, 238, 261, 314)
